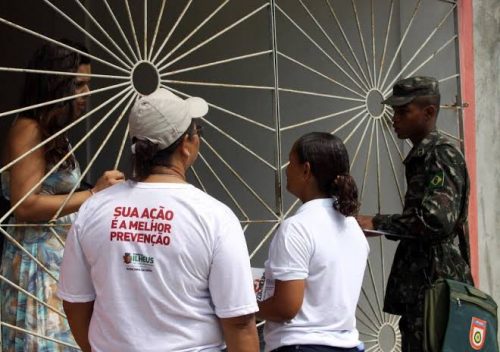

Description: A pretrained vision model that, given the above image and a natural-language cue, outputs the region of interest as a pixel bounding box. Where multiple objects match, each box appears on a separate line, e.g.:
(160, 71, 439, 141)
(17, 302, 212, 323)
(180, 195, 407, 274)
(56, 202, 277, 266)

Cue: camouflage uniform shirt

(373, 131, 473, 315)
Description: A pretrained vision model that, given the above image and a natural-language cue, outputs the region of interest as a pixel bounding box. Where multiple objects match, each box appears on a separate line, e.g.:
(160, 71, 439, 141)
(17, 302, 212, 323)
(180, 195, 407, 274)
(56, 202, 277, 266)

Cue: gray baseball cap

(129, 88, 208, 151)
(382, 76, 440, 106)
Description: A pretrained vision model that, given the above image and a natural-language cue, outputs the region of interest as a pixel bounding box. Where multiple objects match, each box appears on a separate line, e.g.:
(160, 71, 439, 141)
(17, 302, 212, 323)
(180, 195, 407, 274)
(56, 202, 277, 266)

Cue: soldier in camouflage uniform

(357, 76, 474, 352)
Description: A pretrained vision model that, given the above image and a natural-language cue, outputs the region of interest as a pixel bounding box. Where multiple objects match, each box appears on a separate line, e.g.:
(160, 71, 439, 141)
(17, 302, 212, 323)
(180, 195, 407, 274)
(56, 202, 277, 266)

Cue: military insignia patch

(469, 317, 487, 350)
(430, 171, 445, 188)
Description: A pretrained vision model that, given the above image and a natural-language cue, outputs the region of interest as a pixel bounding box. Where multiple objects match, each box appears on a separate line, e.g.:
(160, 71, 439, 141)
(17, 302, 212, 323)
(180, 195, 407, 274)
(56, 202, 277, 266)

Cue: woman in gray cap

(58, 88, 259, 352)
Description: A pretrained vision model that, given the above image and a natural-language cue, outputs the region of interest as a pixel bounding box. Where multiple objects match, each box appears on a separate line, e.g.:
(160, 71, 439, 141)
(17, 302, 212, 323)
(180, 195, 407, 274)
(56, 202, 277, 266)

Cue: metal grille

(0, 1, 464, 350)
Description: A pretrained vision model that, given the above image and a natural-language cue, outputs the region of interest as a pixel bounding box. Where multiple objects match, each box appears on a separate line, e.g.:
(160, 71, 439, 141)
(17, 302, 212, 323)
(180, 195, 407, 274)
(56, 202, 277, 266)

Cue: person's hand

(356, 215, 375, 232)
(92, 170, 125, 193)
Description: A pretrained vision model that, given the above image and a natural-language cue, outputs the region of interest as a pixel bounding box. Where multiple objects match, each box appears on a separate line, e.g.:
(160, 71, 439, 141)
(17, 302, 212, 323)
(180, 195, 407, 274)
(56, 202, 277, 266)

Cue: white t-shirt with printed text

(263, 198, 369, 352)
(58, 181, 258, 352)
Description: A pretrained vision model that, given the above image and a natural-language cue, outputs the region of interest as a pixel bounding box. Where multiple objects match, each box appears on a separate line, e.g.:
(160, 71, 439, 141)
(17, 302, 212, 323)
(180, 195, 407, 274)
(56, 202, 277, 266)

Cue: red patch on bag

(469, 317, 487, 350)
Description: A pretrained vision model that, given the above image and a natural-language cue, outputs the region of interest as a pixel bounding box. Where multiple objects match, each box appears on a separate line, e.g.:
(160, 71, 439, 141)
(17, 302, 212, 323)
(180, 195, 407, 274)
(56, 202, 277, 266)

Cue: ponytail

(332, 174, 360, 217)
(131, 139, 159, 181)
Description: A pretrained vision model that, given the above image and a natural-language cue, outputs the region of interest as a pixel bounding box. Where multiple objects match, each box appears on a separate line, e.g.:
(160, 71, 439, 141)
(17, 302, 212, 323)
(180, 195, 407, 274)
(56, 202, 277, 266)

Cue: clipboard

(363, 229, 416, 239)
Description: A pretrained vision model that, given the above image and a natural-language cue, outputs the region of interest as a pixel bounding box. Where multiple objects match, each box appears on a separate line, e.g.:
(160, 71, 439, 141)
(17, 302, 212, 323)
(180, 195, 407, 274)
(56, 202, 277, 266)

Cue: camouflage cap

(382, 76, 439, 106)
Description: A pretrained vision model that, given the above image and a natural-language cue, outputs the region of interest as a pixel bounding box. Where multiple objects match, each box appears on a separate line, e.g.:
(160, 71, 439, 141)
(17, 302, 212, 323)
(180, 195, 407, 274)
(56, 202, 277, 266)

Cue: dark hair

(413, 94, 441, 116)
(20, 39, 91, 169)
(131, 119, 198, 181)
(294, 132, 359, 217)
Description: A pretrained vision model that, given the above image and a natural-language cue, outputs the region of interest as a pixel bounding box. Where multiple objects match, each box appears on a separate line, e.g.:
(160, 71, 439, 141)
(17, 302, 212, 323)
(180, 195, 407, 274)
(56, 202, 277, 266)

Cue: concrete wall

(473, 0, 500, 333)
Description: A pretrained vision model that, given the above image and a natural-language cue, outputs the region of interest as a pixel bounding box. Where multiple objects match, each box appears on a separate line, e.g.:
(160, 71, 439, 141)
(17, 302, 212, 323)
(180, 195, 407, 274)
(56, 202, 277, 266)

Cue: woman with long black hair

(258, 132, 369, 352)
(0, 41, 123, 351)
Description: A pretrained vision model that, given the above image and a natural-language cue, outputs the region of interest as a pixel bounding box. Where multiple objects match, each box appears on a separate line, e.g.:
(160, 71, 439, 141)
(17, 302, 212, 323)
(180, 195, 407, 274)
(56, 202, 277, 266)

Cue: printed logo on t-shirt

(110, 206, 174, 247)
(123, 252, 155, 273)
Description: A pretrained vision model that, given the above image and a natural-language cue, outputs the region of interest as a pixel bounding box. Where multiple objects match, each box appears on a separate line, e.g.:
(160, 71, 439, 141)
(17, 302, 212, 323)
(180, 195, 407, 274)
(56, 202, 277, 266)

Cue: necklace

(150, 166, 186, 182)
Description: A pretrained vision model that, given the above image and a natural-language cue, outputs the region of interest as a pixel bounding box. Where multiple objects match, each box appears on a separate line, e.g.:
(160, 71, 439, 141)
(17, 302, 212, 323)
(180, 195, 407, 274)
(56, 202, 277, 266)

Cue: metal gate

(0, 1, 465, 350)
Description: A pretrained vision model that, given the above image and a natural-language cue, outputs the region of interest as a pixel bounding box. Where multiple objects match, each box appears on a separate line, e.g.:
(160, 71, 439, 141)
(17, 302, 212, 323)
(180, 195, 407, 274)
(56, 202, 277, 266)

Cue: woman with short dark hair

(258, 132, 369, 352)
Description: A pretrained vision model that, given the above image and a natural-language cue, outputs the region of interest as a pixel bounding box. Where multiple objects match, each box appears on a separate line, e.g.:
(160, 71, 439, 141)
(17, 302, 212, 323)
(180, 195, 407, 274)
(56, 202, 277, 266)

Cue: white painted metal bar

(0, 87, 132, 224)
(395, 36, 457, 91)
(159, 3, 270, 72)
(0, 322, 80, 350)
(151, 0, 193, 64)
(202, 137, 279, 219)
(162, 79, 274, 91)
(383, 5, 456, 94)
(377, 0, 395, 88)
(48, 226, 65, 248)
(350, 116, 372, 171)
(325, 0, 371, 88)
(190, 166, 207, 193)
(298, 0, 370, 92)
(43, 0, 132, 70)
(0, 16, 131, 74)
(249, 222, 280, 259)
(296, 0, 370, 92)
(278, 52, 364, 99)
(123, 0, 143, 60)
(161, 50, 272, 77)
(284, 198, 301, 220)
(438, 129, 462, 142)
(0, 66, 128, 80)
(0, 276, 66, 319)
(359, 330, 379, 339)
(367, 257, 386, 326)
(201, 118, 275, 170)
(101, 0, 139, 62)
(356, 305, 381, 333)
(380, 119, 404, 204)
(371, 0, 377, 85)
(279, 88, 365, 103)
(382, 113, 405, 161)
(277, 4, 366, 96)
(281, 105, 365, 131)
(365, 343, 380, 352)
(52, 91, 135, 220)
(269, 0, 284, 219)
(144, 0, 148, 59)
(380, 236, 387, 309)
(439, 73, 459, 83)
(155, 0, 230, 68)
(114, 124, 131, 170)
(148, 0, 167, 61)
(379, 0, 422, 91)
(361, 121, 376, 200)
(344, 113, 370, 144)
(360, 286, 383, 326)
(239, 220, 279, 224)
(351, 0, 375, 87)
(198, 152, 249, 220)
(73, 0, 135, 66)
(0, 88, 130, 175)
(0, 81, 129, 119)
(163, 85, 275, 132)
(376, 121, 381, 212)
(330, 109, 368, 135)
(0, 227, 58, 281)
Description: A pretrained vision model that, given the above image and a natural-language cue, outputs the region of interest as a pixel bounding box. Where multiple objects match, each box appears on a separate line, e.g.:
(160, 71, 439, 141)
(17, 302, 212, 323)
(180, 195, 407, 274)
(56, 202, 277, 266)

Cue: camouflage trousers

(399, 314, 424, 352)
(398, 300, 425, 352)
